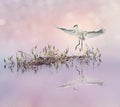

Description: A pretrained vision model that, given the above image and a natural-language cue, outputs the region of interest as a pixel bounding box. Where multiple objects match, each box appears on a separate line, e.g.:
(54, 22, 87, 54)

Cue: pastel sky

(0, 1, 120, 107)
(0, 0, 120, 59)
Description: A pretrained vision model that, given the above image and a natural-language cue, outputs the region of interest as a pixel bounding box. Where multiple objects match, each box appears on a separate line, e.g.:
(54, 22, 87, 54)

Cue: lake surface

(0, 50, 120, 107)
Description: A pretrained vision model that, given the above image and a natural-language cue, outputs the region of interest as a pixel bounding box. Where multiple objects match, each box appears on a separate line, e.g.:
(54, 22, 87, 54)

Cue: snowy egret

(56, 24, 105, 50)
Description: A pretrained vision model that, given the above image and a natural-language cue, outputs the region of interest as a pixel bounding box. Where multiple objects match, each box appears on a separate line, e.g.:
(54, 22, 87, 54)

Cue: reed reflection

(4, 44, 103, 88)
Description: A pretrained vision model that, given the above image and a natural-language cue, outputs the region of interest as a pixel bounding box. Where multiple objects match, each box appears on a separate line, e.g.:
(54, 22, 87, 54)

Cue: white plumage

(56, 24, 105, 49)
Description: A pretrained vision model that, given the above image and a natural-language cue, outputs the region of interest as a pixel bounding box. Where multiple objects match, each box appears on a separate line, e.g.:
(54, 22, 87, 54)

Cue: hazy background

(0, 0, 120, 59)
(0, 0, 120, 107)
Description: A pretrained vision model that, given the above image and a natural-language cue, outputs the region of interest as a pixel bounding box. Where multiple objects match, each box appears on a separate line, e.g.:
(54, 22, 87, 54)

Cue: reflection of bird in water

(56, 24, 105, 50)
(59, 75, 103, 89)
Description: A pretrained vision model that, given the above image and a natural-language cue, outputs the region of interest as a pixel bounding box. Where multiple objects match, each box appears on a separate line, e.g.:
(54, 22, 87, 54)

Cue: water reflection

(59, 66, 103, 89)
(3, 45, 103, 88)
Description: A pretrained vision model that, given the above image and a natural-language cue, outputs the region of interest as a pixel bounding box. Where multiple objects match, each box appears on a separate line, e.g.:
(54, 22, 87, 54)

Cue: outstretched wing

(56, 27, 75, 35)
(85, 29, 105, 39)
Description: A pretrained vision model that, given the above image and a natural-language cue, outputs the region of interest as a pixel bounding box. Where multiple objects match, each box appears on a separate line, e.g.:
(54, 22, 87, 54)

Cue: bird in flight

(56, 24, 105, 50)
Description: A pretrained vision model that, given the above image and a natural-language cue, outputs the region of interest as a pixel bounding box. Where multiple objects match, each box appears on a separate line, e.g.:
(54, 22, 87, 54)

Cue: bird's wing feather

(85, 29, 105, 39)
(56, 27, 75, 35)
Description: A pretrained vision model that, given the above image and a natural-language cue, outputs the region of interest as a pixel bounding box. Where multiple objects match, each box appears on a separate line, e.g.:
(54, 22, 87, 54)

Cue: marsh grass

(4, 44, 102, 72)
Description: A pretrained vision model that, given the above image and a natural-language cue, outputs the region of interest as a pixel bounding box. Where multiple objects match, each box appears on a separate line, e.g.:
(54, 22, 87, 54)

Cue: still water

(0, 48, 120, 107)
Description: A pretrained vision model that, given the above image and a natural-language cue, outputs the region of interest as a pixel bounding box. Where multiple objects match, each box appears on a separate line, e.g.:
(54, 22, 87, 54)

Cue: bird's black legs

(81, 39, 83, 50)
(75, 39, 84, 50)
(75, 40, 80, 50)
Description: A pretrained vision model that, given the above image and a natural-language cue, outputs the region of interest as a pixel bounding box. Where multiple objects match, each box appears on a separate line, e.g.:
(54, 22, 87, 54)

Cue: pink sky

(0, 0, 120, 58)
(0, 1, 120, 107)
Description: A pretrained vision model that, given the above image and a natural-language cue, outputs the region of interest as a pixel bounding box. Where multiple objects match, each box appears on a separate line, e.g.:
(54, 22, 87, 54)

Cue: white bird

(56, 24, 105, 50)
